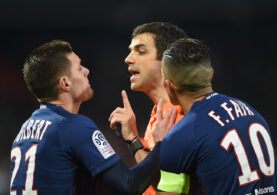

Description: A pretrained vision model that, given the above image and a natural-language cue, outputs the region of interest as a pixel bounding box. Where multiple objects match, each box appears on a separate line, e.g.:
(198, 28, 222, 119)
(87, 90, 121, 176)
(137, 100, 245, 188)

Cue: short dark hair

(132, 22, 187, 60)
(162, 38, 213, 92)
(23, 40, 73, 101)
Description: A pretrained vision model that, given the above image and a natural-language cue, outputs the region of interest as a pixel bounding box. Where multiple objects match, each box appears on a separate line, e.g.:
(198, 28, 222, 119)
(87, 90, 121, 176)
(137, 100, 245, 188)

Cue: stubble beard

(130, 76, 148, 92)
(130, 82, 143, 92)
(85, 86, 94, 100)
(78, 86, 94, 103)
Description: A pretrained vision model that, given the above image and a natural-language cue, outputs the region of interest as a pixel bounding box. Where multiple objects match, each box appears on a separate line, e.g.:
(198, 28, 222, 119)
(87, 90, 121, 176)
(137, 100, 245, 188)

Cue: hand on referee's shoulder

(151, 98, 177, 143)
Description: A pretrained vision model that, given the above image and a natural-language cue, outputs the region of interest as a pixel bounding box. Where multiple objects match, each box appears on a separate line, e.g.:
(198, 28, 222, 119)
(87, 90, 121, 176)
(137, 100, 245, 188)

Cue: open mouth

(130, 70, 139, 76)
(129, 69, 140, 81)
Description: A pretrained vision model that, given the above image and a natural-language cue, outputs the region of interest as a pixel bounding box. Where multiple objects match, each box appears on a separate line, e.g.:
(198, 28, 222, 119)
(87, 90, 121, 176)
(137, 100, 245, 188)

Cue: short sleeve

(60, 116, 120, 176)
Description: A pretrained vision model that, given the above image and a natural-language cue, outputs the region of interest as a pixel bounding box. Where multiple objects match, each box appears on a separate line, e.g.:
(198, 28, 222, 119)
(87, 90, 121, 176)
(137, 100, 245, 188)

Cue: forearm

(130, 137, 160, 190)
(134, 142, 149, 163)
(128, 142, 161, 194)
(126, 136, 150, 163)
(99, 142, 161, 195)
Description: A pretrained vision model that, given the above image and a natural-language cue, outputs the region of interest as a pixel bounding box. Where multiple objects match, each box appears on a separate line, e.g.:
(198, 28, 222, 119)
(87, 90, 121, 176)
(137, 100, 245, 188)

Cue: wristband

(127, 137, 144, 156)
(125, 136, 138, 145)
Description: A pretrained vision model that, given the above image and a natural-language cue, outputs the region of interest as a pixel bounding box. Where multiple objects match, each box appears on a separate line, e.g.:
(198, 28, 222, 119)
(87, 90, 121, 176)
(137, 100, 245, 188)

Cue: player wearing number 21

(10, 40, 172, 194)
(152, 38, 277, 194)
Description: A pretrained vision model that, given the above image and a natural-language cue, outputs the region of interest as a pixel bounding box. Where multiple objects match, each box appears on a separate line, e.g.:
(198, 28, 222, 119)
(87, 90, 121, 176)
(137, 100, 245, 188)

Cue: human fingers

(122, 90, 132, 111)
(110, 113, 124, 129)
(110, 118, 118, 129)
(156, 98, 165, 121)
(109, 107, 125, 122)
(168, 108, 178, 128)
(163, 108, 174, 124)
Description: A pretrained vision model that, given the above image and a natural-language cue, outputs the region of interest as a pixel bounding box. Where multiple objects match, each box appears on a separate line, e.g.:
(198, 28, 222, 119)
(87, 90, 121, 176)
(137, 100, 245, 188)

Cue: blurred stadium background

(0, 0, 277, 194)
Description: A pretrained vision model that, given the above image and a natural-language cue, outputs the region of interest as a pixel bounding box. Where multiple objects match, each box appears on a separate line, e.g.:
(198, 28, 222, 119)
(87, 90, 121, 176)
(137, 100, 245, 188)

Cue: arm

(151, 100, 190, 195)
(102, 100, 177, 194)
(109, 90, 150, 163)
(157, 192, 182, 195)
(133, 99, 178, 163)
(109, 92, 177, 163)
(133, 140, 150, 163)
(98, 142, 161, 195)
(106, 100, 177, 193)
(156, 170, 190, 195)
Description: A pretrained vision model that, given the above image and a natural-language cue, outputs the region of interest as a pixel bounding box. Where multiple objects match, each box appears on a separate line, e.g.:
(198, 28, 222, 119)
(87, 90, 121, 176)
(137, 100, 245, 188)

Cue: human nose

(125, 52, 134, 65)
(84, 67, 89, 77)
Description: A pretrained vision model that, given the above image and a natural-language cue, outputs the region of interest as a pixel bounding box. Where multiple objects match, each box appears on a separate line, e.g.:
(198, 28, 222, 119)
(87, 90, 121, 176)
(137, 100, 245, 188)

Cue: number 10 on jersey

(220, 123, 275, 186)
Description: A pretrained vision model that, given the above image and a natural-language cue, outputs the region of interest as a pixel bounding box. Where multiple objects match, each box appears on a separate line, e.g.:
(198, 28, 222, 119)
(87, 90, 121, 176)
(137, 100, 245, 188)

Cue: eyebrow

(129, 43, 146, 50)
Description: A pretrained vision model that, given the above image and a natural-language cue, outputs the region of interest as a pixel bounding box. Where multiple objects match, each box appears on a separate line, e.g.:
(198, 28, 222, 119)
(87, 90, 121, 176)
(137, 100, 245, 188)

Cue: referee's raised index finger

(122, 90, 132, 110)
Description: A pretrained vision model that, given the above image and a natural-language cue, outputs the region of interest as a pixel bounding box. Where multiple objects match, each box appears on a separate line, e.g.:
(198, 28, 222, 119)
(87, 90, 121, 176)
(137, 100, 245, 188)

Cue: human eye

(138, 50, 146, 55)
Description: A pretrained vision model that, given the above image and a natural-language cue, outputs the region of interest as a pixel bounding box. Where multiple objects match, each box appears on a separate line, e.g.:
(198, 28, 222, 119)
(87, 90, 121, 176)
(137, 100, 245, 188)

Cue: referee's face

(125, 33, 163, 93)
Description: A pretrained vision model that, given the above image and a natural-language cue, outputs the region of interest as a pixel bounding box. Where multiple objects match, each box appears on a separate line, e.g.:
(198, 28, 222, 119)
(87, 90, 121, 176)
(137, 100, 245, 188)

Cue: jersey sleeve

(158, 118, 196, 193)
(160, 119, 196, 174)
(60, 115, 120, 177)
(157, 170, 191, 194)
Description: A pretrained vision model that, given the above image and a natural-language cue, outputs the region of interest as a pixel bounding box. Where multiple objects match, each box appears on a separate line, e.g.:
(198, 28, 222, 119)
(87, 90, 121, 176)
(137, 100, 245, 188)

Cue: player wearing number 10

(154, 38, 277, 194)
(10, 40, 169, 194)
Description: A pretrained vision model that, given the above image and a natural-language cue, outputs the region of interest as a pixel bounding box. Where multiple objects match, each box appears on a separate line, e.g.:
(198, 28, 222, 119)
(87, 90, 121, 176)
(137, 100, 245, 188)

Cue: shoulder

(64, 114, 98, 130)
(159, 115, 197, 174)
(162, 101, 185, 123)
(57, 114, 100, 145)
(165, 113, 196, 144)
(163, 99, 210, 147)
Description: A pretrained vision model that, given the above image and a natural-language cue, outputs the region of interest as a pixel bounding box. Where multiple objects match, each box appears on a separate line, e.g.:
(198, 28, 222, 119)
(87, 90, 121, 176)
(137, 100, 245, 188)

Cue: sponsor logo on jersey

(92, 130, 115, 159)
(206, 92, 218, 100)
(245, 186, 275, 195)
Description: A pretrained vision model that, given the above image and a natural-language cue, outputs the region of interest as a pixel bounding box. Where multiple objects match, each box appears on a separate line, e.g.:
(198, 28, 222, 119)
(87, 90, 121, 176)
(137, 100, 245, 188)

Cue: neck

(145, 85, 169, 105)
(46, 94, 81, 114)
(177, 88, 213, 114)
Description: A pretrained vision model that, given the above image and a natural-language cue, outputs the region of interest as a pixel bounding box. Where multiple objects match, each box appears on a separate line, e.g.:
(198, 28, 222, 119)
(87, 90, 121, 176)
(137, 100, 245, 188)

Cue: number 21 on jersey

(10, 144, 38, 194)
(220, 122, 275, 186)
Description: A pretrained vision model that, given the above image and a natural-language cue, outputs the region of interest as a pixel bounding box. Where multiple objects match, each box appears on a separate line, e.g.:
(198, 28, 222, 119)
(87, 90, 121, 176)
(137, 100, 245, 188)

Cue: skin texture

(49, 52, 94, 114)
(125, 33, 162, 93)
(151, 99, 177, 143)
(125, 33, 169, 104)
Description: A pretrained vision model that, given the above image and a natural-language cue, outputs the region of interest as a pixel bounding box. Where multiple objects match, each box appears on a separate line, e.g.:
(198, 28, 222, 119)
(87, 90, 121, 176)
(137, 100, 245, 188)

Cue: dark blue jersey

(10, 103, 120, 194)
(159, 92, 277, 195)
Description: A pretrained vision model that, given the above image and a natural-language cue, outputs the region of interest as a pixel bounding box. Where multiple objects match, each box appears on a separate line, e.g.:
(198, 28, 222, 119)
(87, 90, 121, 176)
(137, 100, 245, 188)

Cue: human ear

(165, 79, 176, 94)
(59, 76, 71, 92)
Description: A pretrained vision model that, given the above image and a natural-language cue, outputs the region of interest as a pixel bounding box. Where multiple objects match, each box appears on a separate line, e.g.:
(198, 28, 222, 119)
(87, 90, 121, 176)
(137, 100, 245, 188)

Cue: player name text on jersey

(14, 119, 52, 143)
(208, 99, 254, 127)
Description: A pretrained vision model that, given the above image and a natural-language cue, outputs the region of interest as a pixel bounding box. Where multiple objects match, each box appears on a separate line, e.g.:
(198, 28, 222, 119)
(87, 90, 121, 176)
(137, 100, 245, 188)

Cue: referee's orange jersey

(143, 101, 187, 195)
